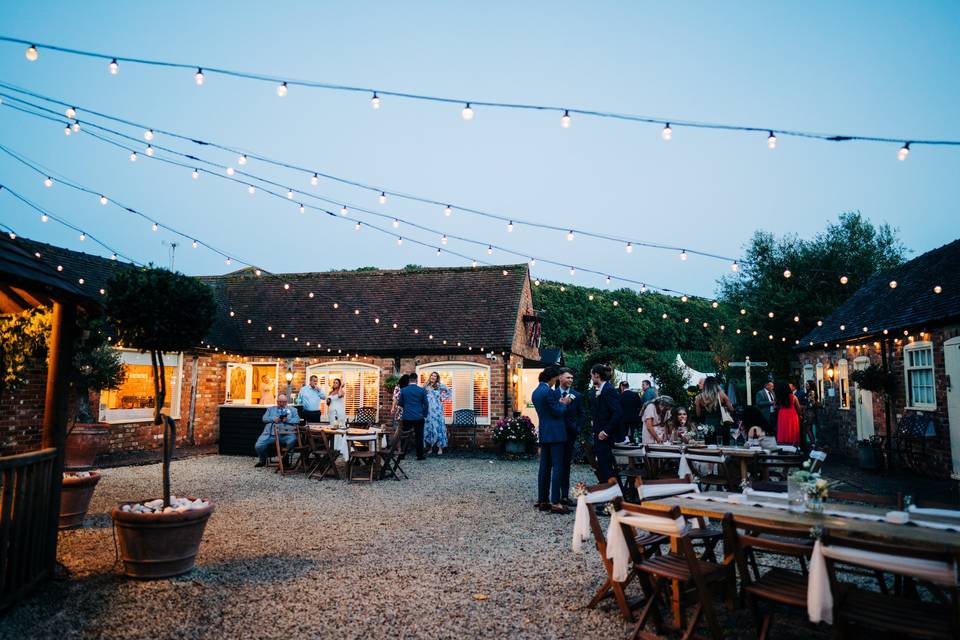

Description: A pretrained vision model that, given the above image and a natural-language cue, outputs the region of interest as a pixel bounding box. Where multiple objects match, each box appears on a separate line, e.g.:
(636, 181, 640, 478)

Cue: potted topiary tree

(105, 265, 217, 578)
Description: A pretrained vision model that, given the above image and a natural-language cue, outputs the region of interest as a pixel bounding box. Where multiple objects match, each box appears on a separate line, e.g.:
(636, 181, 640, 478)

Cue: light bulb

(225, 257, 232, 266)
(99, 195, 108, 205)
(64, 125, 71, 136)
(569, 267, 576, 276)
(680, 249, 688, 261)
(441, 235, 448, 245)
(461, 103, 474, 120)
(109, 58, 118, 75)
(7, 232, 15, 240)
(379, 191, 387, 204)
(130, 152, 137, 162)
(934, 285, 942, 294)
(192, 169, 200, 179)
(889, 280, 897, 288)
(226, 167, 235, 176)
(79, 233, 85, 241)
(560, 110, 571, 128)
(529, 258, 536, 267)
(195, 68, 204, 85)
(371, 92, 380, 109)
(898, 143, 910, 161)
(740, 308, 747, 315)
(712, 301, 719, 308)
(840, 275, 849, 285)
(44, 177, 53, 188)
(71, 122, 80, 132)
(681, 295, 688, 302)
(783, 269, 791, 278)
(662, 123, 672, 141)
(392, 219, 399, 228)
(299, 204, 305, 214)
(145, 145, 154, 157)
(354, 222, 360, 230)
(277, 82, 288, 97)
(444, 205, 452, 216)
(731, 261, 739, 272)
(605, 275, 611, 284)
(41, 213, 48, 222)
(286, 189, 293, 199)
(192, 239, 198, 248)
(25, 45, 38, 61)
(767, 131, 777, 149)
(567, 230, 574, 241)
(397, 237, 403, 246)
(144, 129, 154, 141)
(437, 248, 442, 256)
(487, 245, 493, 255)
(238, 154, 247, 165)
(310, 173, 319, 186)
(507, 221, 514, 232)
(639, 284, 647, 293)
(152, 223, 159, 231)
(111, 254, 117, 260)
(65, 107, 76, 119)
(248, 185, 256, 194)
(768, 311, 775, 318)
(625, 242, 633, 254)
(340, 206, 348, 216)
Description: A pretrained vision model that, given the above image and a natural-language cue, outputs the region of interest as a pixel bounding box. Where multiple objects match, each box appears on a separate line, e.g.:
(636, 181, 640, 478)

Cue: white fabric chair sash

(605, 511, 688, 582)
(908, 505, 960, 519)
(571, 484, 623, 553)
(808, 540, 959, 624)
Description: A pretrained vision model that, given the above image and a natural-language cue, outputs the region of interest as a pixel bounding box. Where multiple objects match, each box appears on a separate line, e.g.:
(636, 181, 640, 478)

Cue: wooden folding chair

(614, 500, 729, 640)
(724, 514, 814, 640)
(685, 448, 733, 491)
(820, 529, 960, 640)
(346, 434, 379, 481)
(305, 427, 341, 480)
(756, 453, 806, 482)
(273, 422, 309, 476)
(635, 476, 724, 563)
(378, 426, 408, 481)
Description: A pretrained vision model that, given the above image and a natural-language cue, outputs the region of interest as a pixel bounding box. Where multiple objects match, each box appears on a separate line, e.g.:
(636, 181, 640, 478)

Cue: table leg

(670, 537, 682, 628)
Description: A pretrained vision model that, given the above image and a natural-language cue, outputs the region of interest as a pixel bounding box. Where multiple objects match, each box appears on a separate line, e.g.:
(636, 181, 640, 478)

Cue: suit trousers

(593, 438, 615, 483)
(403, 419, 426, 459)
(537, 441, 565, 504)
(254, 433, 298, 463)
(559, 437, 576, 499)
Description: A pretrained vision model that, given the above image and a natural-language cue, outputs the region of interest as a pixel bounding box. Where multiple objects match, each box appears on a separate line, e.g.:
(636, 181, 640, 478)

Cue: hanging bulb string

(2, 36, 958, 148)
(0, 83, 744, 264)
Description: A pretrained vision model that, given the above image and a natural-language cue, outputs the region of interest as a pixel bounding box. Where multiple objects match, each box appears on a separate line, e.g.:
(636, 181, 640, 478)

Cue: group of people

(754, 378, 818, 447)
(393, 371, 449, 459)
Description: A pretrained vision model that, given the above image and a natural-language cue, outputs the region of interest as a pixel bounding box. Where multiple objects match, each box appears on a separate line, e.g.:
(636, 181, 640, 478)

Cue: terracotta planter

(65, 424, 111, 470)
(111, 498, 214, 579)
(59, 472, 102, 529)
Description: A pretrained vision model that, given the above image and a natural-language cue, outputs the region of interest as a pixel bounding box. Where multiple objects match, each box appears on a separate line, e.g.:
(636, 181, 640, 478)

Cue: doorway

(944, 337, 960, 479)
(853, 356, 875, 439)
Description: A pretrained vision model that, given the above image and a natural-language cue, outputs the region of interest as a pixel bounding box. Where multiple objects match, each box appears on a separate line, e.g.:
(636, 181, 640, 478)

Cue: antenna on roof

(161, 240, 178, 270)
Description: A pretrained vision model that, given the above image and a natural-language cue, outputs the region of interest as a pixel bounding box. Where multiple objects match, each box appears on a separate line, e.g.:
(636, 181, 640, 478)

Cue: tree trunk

(151, 351, 171, 508)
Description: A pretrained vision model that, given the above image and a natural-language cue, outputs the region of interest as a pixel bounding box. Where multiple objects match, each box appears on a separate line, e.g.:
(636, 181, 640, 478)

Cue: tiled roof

(1, 235, 93, 312)
(6, 237, 531, 355)
(799, 238, 960, 347)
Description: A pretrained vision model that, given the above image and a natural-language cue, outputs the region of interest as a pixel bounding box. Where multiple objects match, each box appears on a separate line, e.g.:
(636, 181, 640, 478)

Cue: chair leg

(680, 601, 702, 640)
(698, 586, 724, 640)
(630, 576, 663, 640)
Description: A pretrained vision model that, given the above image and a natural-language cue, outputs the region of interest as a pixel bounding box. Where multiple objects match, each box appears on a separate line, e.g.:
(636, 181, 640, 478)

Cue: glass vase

(787, 477, 805, 513)
(805, 495, 824, 513)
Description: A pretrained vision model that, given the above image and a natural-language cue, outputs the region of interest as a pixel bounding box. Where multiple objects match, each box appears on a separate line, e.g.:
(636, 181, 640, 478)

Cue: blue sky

(0, 1, 957, 299)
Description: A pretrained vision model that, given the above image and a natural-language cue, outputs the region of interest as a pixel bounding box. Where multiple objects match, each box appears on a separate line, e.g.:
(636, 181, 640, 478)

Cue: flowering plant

(789, 470, 830, 500)
(491, 416, 537, 445)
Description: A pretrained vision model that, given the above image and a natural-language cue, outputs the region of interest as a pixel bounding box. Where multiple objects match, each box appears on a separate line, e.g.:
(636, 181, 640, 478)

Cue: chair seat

(638, 554, 726, 582)
(839, 587, 957, 639)
(635, 532, 669, 548)
(744, 568, 807, 607)
(350, 450, 377, 459)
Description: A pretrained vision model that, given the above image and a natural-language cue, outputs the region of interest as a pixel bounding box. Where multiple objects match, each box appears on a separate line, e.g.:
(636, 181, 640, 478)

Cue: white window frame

(904, 341, 936, 411)
(224, 361, 280, 406)
(304, 361, 381, 423)
(415, 361, 492, 425)
(837, 359, 850, 409)
(802, 364, 815, 385)
(99, 349, 183, 423)
(815, 362, 825, 403)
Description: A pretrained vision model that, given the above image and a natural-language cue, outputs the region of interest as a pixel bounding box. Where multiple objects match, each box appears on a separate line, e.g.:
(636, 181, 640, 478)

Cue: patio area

(1, 455, 832, 639)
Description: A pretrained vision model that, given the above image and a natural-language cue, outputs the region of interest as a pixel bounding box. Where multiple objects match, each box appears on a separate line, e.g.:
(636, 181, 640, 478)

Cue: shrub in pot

(105, 265, 216, 578)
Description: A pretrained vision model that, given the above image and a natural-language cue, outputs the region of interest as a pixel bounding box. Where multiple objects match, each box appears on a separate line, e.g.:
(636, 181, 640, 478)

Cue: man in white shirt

(297, 375, 327, 423)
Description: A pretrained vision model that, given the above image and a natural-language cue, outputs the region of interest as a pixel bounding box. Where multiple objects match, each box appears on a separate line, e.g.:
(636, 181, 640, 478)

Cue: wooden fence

(0, 447, 58, 611)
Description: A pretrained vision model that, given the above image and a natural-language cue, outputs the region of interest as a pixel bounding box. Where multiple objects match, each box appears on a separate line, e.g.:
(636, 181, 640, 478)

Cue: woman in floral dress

(422, 372, 449, 455)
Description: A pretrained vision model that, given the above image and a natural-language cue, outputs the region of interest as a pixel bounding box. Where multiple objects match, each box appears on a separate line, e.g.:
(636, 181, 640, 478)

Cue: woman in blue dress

(422, 372, 449, 455)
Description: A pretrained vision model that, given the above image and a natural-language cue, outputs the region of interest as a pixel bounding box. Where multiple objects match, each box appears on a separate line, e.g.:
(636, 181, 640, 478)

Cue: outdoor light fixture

(827, 366, 835, 379)
(277, 82, 288, 97)
(560, 110, 571, 128)
(662, 123, 672, 140)
(767, 131, 777, 149)
(371, 92, 381, 109)
(195, 68, 204, 85)
(25, 45, 38, 61)
(444, 205, 452, 216)
(461, 103, 474, 120)
(285, 371, 294, 382)
(109, 58, 119, 75)
(898, 142, 910, 161)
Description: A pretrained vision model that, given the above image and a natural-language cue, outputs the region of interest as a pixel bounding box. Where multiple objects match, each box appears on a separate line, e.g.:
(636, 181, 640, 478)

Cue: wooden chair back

(830, 490, 901, 508)
(579, 480, 634, 620)
(724, 513, 813, 581)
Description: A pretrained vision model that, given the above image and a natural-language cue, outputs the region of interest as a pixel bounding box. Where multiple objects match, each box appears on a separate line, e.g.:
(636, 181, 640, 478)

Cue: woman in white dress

(326, 378, 346, 425)
(259, 374, 275, 406)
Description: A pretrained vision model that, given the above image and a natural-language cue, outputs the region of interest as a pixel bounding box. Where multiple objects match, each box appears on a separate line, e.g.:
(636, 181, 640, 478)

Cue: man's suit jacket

(755, 388, 775, 415)
(532, 382, 567, 444)
(559, 388, 584, 441)
(591, 382, 623, 441)
(397, 384, 429, 421)
(619, 389, 641, 425)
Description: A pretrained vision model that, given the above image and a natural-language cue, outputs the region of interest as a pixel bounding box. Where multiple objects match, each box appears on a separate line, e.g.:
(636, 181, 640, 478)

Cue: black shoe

(254, 461, 266, 468)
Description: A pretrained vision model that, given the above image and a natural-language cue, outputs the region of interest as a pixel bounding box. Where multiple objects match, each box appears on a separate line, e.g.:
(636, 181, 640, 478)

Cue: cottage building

(796, 239, 960, 480)
(1, 237, 542, 457)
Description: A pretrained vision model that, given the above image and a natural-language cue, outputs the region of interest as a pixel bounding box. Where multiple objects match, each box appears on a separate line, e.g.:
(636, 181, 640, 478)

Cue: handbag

(719, 402, 734, 425)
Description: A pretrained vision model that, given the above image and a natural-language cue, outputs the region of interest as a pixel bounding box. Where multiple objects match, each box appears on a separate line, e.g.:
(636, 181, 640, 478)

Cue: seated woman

(663, 407, 691, 443)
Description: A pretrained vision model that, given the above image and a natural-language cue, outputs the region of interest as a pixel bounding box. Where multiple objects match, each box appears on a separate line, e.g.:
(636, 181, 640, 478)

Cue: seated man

(254, 394, 301, 468)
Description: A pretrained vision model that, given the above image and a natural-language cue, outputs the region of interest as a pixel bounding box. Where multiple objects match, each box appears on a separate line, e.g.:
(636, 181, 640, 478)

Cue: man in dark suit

(558, 368, 584, 507)
(618, 381, 642, 442)
(590, 363, 623, 483)
(532, 366, 572, 513)
(397, 379, 430, 460)
(755, 380, 776, 427)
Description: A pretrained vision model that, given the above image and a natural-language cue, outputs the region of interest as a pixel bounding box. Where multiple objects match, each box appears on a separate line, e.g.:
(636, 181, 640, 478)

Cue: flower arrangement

(789, 469, 831, 511)
(491, 416, 537, 445)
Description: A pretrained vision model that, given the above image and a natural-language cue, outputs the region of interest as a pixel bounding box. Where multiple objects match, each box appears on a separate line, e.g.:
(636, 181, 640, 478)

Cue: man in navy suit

(532, 366, 572, 513)
(557, 368, 584, 507)
(590, 363, 623, 483)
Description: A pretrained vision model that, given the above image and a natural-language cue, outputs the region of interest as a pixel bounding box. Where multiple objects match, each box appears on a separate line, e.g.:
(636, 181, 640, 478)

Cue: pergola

(0, 237, 92, 610)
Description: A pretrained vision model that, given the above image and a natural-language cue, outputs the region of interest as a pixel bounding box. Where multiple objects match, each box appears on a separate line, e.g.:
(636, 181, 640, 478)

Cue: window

(904, 341, 936, 410)
(802, 364, 815, 385)
(837, 359, 850, 409)
(100, 350, 182, 423)
(815, 363, 825, 403)
(304, 362, 381, 423)
(225, 362, 280, 405)
(416, 362, 491, 425)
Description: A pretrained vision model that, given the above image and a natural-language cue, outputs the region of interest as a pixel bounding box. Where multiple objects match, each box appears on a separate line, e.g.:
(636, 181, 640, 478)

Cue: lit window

(100, 350, 182, 423)
(225, 362, 280, 405)
(305, 362, 381, 423)
(904, 341, 936, 410)
(815, 362, 825, 403)
(837, 359, 850, 409)
(416, 362, 491, 425)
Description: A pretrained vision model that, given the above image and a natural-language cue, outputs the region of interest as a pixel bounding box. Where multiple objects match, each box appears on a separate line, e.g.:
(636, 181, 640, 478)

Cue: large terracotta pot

(65, 424, 111, 470)
(110, 499, 214, 579)
(59, 472, 102, 529)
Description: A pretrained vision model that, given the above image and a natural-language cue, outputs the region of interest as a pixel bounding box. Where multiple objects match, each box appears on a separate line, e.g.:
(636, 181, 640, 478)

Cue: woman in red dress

(775, 382, 801, 445)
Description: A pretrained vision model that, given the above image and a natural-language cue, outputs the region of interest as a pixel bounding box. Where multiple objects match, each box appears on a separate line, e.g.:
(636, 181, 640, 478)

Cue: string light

(898, 143, 910, 161)
(64, 107, 76, 119)
(934, 285, 943, 294)
(569, 267, 576, 276)
(145, 145, 154, 157)
(286, 189, 293, 199)
(44, 177, 52, 188)
(379, 191, 386, 204)
(461, 103, 474, 120)
(79, 232, 85, 241)
(129, 151, 137, 162)
(40, 213, 48, 222)
(277, 82, 288, 97)
(840, 275, 849, 284)
(392, 218, 399, 228)
(507, 221, 514, 233)
(767, 131, 777, 149)
(238, 154, 247, 165)
(108, 58, 118, 75)
(191, 239, 198, 248)
(195, 68, 204, 85)
(247, 185, 256, 194)
(340, 205, 348, 216)
(486, 245, 493, 255)
(225, 167, 235, 176)
(889, 280, 897, 289)
(371, 92, 380, 109)
(662, 123, 672, 141)
(444, 205, 452, 217)
(64, 124, 71, 136)
(783, 269, 791, 278)
(310, 173, 319, 186)
(300, 204, 306, 214)
(99, 195, 108, 205)
(71, 121, 79, 132)
(567, 230, 575, 241)
(225, 257, 232, 266)
(152, 222, 158, 231)
(396, 237, 403, 246)
(528, 258, 536, 267)
(354, 221, 360, 230)
(25, 45, 38, 61)
(560, 110, 571, 128)
(625, 242, 633, 254)
(680, 249, 688, 261)
(441, 234, 448, 245)
(144, 129, 154, 141)
(680, 295, 688, 302)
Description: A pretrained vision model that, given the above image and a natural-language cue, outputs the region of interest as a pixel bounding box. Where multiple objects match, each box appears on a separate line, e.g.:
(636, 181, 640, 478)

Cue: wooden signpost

(728, 357, 768, 405)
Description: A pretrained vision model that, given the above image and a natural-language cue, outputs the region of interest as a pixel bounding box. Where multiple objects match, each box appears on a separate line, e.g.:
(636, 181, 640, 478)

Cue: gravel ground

(2, 455, 831, 639)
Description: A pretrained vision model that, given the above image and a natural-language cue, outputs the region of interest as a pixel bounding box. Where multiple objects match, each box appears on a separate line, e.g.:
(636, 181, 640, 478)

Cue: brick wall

(0, 353, 46, 454)
(797, 321, 960, 479)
